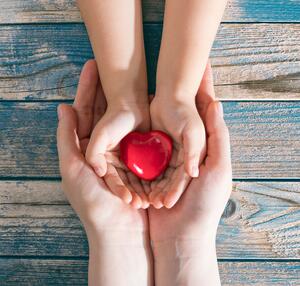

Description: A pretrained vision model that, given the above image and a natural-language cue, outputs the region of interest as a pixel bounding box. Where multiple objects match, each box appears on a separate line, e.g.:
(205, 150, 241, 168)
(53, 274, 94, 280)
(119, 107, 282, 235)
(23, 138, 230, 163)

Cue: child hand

(149, 89, 206, 208)
(76, 61, 150, 209)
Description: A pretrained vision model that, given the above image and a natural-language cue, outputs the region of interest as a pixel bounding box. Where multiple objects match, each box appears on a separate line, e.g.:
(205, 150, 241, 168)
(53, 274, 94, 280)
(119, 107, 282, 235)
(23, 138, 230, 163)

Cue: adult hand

(148, 63, 232, 285)
(57, 60, 152, 285)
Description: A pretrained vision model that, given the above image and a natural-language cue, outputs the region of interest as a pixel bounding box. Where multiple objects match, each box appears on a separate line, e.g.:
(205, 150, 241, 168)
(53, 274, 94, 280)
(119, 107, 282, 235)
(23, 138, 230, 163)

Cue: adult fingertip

(57, 104, 71, 121)
(216, 101, 224, 117)
(57, 104, 63, 121)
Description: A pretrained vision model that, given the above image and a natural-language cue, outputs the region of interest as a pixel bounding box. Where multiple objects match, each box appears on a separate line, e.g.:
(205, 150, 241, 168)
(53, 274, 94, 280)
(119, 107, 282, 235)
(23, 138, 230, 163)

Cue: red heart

(120, 131, 173, 181)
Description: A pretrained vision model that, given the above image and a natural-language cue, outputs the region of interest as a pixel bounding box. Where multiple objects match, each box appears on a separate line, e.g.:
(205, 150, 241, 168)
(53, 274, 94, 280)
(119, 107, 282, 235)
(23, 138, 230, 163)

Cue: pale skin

(57, 60, 153, 286)
(57, 60, 232, 285)
(77, 0, 228, 208)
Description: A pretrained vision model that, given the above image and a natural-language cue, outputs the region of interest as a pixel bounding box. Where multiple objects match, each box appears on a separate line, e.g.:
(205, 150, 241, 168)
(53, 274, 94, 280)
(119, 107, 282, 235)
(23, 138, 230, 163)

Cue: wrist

(155, 82, 197, 104)
(105, 97, 150, 131)
(106, 89, 149, 109)
(86, 226, 150, 250)
(152, 235, 220, 286)
(151, 232, 216, 261)
(86, 227, 154, 286)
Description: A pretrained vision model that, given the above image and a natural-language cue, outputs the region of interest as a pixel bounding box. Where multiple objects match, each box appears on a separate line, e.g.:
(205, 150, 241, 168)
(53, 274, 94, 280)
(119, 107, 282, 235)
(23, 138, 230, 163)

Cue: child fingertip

(123, 192, 133, 204)
(163, 197, 174, 209)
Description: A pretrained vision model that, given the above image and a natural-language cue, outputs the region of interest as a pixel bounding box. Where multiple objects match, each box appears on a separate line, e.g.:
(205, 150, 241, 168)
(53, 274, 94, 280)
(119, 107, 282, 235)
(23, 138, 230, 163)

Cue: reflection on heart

(120, 131, 173, 181)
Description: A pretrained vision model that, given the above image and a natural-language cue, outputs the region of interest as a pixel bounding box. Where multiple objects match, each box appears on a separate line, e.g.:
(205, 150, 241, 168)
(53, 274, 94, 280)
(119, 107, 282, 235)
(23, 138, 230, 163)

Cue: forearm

(77, 0, 148, 107)
(156, 0, 227, 102)
(152, 235, 220, 286)
(87, 230, 153, 286)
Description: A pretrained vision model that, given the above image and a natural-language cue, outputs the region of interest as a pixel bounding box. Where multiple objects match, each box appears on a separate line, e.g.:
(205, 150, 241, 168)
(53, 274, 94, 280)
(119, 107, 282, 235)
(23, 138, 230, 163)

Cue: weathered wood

(0, 102, 299, 178)
(0, 0, 299, 24)
(0, 259, 299, 285)
(0, 24, 299, 100)
(0, 181, 299, 258)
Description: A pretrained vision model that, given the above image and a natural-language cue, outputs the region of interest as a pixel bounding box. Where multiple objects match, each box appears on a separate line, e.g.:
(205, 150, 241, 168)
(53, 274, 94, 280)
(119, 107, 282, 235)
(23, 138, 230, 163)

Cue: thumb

(85, 121, 108, 177)
(57, 104, 82, 176)
(205, 101, 231, 167)
(86, 109, 139, 177)
(183, 120, 206, 177)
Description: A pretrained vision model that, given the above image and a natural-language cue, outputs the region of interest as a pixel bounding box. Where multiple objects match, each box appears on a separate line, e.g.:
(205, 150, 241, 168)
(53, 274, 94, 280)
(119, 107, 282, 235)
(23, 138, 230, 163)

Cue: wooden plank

(0, 181, 299, 258)
(0, 0, 299, 24)
(0, 24, 299, 100)
(0, 259, 299, 285)
(0, 102, 299, 178)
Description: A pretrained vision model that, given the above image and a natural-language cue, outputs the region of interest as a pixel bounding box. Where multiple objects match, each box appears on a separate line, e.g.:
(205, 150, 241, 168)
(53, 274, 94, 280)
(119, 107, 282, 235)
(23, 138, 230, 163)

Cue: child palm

(149, 90, 206, 209)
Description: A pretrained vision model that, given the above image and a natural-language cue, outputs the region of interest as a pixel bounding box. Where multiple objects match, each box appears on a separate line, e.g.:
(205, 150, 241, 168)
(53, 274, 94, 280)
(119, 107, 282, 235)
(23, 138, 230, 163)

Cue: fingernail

(217, 101, 223, 117)
(57, 105, 63, 121)
(192, 165, 199, 177)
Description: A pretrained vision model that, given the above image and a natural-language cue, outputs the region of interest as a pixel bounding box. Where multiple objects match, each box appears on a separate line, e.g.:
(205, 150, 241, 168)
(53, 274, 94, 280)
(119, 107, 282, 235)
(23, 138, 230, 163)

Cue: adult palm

(57, 60, 149, 239)
(149, 63, 232, 246)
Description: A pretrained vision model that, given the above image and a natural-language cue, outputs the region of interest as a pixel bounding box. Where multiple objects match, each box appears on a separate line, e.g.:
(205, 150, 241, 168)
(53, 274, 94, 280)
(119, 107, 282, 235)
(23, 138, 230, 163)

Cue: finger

(163, 166, 191, 208)
(182, 121, 206, 177)
(149, 177, 169, 208)
(127, 173, 149, 209)
(149, 183, 165, 209)
(117, 169, 143, 209)
(196, 61, 215, 123)
(151, 193, 164, 209)
(73, 60, 98, 139)
(93, 80, 107, 128)
(205, 101, 231, 167)
(105, 152, 126, 169)
(141, 180, 151, 195)
(85, 121, 109, 177)
(104, 164, 132, 204)
(86, 111, 134, 177)
(80, 138, 90, 155)
(57, 104, 82, 175)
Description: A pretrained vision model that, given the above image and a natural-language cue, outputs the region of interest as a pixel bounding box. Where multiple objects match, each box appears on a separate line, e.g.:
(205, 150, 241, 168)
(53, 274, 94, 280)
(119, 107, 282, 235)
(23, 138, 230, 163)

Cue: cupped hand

(149, 62, 232, 246)
(56, 60, 149, 239)
(149, 79, 207, 209)
(78, 61, 150, 209)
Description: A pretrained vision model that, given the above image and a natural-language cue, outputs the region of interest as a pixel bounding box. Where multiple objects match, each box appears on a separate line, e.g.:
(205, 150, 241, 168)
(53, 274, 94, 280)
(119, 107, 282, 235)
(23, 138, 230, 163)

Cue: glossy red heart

(120, 131, 173, 181)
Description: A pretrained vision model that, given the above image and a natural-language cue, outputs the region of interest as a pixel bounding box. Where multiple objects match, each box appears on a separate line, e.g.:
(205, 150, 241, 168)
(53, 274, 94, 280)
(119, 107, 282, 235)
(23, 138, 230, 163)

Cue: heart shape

(120, 131, 173, 181)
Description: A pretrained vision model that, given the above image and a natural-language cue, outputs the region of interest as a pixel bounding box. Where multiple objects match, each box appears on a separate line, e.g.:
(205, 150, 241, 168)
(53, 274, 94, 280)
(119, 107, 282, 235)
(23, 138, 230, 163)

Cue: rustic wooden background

(0, 0, 299, 285)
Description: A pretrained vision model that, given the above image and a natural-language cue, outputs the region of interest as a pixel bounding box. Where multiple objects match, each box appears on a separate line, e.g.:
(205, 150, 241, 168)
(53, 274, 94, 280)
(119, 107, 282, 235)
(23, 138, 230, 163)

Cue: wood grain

(0, 0, 299, 24)
(0, 260, 299, 285)
(0, 181, 299, 258)
(0, 24, 299, 100)
(0, 102, 299, 179)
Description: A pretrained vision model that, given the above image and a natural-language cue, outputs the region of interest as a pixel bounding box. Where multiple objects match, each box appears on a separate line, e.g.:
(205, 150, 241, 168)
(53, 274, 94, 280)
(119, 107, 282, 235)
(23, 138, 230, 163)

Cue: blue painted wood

(0, 181, 299, 258)
(0, 102, 299, 178)
(0, 0, 299, 23)
(0, 259, 299, 285)
(1, 24, 299, 100)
